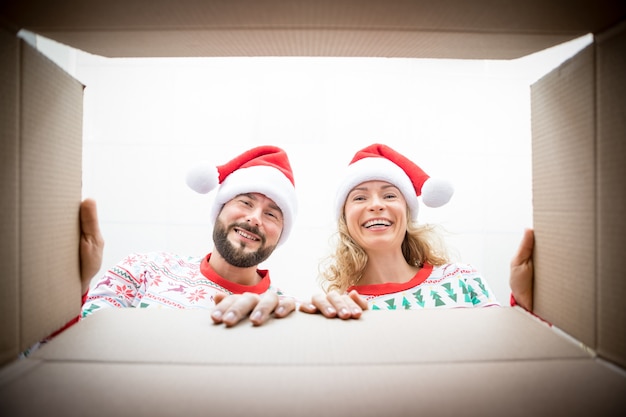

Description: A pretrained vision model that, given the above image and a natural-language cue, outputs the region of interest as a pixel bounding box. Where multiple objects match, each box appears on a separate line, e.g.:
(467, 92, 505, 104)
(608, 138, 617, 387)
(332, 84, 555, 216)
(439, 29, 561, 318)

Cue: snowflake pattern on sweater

(348, 263, 499, 310)
(81, 252, 281, 319)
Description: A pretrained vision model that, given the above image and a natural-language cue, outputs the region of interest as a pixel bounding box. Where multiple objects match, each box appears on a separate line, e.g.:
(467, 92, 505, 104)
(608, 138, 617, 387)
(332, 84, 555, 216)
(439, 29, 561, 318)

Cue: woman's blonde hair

(320, 207, 450, 293)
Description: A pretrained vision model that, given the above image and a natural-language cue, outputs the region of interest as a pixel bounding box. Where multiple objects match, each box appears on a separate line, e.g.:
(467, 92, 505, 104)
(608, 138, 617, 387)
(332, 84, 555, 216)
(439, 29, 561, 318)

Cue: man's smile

(234, 227, 261, 241)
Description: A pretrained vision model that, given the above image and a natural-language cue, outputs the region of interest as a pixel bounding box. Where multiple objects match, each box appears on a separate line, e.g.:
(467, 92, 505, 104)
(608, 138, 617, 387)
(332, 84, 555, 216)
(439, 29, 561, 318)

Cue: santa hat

(334, 143, 453, 221)
(186, 146, 297, 246)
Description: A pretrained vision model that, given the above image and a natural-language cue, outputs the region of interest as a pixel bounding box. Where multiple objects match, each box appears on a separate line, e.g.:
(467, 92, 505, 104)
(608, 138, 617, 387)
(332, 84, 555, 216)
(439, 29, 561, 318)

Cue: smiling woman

(319, 144, 500, 310)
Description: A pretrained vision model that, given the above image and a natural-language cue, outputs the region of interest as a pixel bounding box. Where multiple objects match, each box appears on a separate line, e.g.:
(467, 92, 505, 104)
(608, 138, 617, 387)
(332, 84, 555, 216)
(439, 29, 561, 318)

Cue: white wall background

(33, 33, 591, 303)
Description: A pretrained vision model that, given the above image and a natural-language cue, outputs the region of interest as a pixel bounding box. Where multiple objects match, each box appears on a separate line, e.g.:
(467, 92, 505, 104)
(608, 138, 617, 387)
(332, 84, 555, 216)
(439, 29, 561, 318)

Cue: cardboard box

(0, 25, 84, 365)
(1, 1, 625, 415)
(2, 308, 626, 415)
(1, 308, 625, 416)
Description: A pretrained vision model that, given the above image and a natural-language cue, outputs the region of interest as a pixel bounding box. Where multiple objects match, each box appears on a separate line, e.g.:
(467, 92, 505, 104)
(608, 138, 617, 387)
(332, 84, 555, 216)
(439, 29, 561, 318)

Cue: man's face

(213, 193, 283, 268)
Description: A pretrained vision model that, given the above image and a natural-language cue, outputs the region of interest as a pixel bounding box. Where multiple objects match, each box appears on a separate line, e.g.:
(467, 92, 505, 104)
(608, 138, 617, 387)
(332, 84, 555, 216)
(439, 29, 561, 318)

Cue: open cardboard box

(1, 1, 625, 415)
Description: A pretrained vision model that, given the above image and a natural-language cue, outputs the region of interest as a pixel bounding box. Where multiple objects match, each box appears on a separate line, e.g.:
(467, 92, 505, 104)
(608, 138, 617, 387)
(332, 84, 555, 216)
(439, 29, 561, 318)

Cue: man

(80, 146, 339, 327)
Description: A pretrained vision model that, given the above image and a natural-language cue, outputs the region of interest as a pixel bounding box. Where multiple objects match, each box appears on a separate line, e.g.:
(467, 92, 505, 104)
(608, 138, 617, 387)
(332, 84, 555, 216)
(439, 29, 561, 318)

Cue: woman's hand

(299, 290, 368, 319)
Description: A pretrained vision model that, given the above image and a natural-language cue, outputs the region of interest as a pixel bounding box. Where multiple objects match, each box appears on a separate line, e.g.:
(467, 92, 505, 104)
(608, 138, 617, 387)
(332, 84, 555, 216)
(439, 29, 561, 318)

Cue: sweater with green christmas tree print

(347, 263, 499, 310)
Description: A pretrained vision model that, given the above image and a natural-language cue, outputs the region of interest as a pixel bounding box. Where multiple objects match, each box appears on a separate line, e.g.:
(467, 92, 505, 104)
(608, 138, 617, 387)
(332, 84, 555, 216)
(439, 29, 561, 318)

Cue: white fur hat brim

(209, 165, 298, 246)
(334, 157, 419, 221)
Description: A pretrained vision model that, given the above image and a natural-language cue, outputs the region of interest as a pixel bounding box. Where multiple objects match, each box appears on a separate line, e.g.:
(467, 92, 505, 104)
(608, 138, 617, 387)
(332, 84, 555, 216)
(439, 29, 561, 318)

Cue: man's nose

(246, 207, 262, 226)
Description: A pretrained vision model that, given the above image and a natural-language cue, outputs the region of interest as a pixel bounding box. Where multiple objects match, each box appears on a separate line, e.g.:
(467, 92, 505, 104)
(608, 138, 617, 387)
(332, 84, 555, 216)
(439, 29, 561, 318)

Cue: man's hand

(211, 292, 296, 327)
(80, 198, 105, 294)
(510, 228, 534, 311)
(299, 290, 368, 319)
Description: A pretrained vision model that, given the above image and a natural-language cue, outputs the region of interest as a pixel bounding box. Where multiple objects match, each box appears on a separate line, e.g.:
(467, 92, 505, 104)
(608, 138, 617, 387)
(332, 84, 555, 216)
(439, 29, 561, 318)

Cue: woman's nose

(368, 195, 384, 210)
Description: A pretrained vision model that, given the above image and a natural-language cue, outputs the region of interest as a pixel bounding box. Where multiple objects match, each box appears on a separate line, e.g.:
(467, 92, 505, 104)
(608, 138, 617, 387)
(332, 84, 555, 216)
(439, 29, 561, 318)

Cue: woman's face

(343, 180, 408, 254)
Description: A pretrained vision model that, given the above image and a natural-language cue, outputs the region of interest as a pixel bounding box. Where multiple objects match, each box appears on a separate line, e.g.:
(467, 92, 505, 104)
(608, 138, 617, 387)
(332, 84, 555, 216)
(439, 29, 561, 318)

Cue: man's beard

(213, 219, 277, 268)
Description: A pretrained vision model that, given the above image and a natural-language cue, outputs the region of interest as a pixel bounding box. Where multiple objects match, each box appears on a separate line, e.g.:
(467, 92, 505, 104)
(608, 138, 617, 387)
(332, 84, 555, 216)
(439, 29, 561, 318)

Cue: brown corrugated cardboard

(1, 309, 625, 416)
(30, 308, 590, 364)
(0, 27, 20, 366)
(2, 360, 624, 417)
(20, 39, 84, 348)
(596, 20, 626, 369)
(531, 45, 596, 346)
(7, 29, 586, 60)
(2, 0, 625, 59)
(531, 19, 626, 369)
(0, 30, 84, 363)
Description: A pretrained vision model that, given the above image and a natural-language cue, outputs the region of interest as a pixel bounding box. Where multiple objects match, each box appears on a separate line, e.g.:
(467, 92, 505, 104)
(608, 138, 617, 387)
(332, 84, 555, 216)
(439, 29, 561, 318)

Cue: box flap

(32, 308, 589, 364)
(1, 360, 625, 416)
(531, 19, 626, 368)
(0, 26, 20, 366)
(531, 45, 596, 347)
(2, 0, 625, 58)
(17, 29, 584, 60)
(0, 36, 87, 363)
(596, 20, 626, 369)
(1, 309, 625, 416)
(19, 38, 84, 349)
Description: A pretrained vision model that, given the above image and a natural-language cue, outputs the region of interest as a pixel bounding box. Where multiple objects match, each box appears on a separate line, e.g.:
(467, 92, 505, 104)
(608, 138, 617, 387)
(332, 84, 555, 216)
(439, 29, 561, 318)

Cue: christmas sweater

(347, 263, 499, 310)
(81, 252, 283, 319)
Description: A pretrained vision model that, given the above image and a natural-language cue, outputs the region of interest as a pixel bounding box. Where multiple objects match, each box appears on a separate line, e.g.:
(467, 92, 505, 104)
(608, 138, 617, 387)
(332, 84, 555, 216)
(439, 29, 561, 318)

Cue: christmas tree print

(459, 279, 472, 303)
(402, 296, 412, 309)
(385, 298, 397, 310)
(430, 290, 446, 307)
(442, 282, 457, 302)
(474, 277, 490, 298)
(81, 303, 100, 317)
(467, 283, 480, 305)
(412, 288, 425, 308)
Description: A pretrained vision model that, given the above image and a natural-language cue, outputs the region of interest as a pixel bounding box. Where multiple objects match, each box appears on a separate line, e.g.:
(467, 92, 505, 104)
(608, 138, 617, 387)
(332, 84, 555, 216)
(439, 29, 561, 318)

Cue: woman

(302, 143, 500, 314)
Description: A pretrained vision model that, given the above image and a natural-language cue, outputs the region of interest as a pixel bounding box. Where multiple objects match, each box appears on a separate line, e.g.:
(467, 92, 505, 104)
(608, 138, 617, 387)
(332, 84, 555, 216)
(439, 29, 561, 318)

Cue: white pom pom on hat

(421, 177, 455, 208)
(186, 162, 219, 194)
(334, 143, 454, 221)
(186, 146, 298, 246)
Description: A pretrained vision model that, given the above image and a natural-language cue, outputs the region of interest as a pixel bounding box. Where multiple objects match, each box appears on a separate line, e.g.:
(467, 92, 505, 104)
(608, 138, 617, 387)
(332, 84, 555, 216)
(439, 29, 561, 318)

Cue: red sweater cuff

(46, 290, 89, 340)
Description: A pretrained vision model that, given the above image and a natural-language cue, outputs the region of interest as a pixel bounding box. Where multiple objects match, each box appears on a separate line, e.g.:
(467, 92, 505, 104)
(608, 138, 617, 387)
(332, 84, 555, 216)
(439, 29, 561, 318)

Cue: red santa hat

(334, 143, 453, 221)
(186, 146, 297, 246)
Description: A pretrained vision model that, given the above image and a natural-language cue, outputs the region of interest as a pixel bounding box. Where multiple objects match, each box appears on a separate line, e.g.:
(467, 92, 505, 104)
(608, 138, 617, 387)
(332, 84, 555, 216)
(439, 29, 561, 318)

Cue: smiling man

(81, 146, 300, 325)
